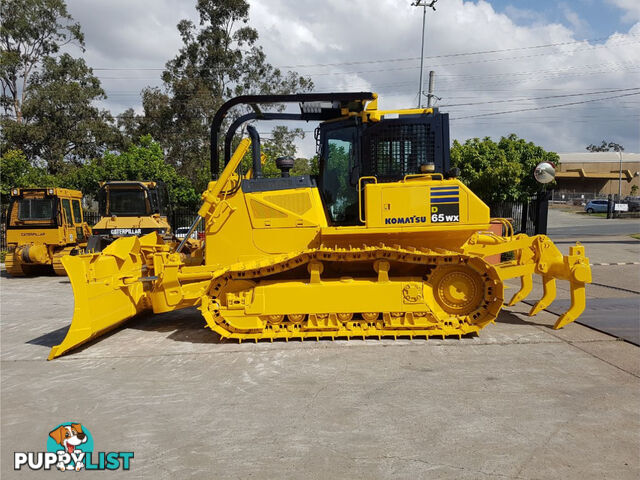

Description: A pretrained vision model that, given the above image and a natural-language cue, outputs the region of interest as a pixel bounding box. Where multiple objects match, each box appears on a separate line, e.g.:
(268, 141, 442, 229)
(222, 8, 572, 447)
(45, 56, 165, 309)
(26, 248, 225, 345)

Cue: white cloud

(608, 0, 640, 22)
(66, 0, 640, 155)
(560, 3, 590, 37)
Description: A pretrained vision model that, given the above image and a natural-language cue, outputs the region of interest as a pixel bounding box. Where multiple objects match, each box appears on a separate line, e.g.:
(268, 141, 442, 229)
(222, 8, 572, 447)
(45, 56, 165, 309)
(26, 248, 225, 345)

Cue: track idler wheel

(429, 265, 485, 315)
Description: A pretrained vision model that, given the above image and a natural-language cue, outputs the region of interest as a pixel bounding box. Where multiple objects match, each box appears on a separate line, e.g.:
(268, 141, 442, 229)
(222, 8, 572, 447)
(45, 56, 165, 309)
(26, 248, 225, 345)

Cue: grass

(577, 211, 607, 218)
(630, 234, 640, 240)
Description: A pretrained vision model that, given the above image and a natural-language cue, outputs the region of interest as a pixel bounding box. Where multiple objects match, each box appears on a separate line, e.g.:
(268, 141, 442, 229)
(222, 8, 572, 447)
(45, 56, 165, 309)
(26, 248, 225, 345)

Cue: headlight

(12, 189, 18, 195)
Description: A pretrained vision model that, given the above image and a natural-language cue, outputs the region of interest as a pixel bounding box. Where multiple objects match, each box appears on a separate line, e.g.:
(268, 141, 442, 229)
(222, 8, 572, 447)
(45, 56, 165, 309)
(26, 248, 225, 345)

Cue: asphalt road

(547, 209, 640, 237)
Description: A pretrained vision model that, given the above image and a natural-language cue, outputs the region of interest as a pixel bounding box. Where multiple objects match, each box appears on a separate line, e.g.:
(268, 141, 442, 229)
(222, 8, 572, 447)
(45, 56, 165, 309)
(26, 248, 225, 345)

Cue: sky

(65, 0, 640, 157)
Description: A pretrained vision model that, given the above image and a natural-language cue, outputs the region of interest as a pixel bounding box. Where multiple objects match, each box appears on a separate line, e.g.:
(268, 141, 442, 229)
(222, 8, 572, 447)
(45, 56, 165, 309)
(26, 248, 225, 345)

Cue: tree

(586, 141, 624, 152)
(0, 0, 83, 123)
(0, 149, 56, 203)
(67, 135, 199, 207)
(450, 134, 559, 204)
(260, 125, 307, 176)
(131, 0, 313, 191)
(0, 0, 119, 174)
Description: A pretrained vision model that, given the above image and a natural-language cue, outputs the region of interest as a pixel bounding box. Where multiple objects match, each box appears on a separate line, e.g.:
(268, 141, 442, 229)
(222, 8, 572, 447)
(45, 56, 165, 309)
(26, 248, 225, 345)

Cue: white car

(174, 227, 198, 239)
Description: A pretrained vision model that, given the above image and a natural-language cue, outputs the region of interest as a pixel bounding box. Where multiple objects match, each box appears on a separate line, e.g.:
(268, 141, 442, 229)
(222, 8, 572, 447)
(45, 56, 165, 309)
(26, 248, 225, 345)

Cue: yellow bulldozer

(86, 180, 172, 252)
(5, 187, 91, 276)
(49, 92, 591, 359)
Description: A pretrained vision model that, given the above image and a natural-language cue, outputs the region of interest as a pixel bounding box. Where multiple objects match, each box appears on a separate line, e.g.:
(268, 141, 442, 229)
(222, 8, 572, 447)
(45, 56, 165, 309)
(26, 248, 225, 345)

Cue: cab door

(59, 197, 76, 244)
(70, 198, 86, 241)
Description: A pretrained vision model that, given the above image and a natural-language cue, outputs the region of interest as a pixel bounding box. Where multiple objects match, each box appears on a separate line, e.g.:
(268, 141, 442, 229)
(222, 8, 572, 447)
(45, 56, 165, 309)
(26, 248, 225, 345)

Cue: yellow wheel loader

(86, 181, 172, 252)
(5, 188, 91, 276)
(49, 93, 591, 359)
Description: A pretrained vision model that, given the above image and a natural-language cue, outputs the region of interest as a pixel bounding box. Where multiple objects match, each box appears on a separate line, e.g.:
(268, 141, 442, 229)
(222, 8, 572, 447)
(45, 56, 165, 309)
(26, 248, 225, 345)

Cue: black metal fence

(0, 207, 6, 251)
(83, 211, 100, 226)
(490, 192, 549, 236)
(169, 209, 205, 234)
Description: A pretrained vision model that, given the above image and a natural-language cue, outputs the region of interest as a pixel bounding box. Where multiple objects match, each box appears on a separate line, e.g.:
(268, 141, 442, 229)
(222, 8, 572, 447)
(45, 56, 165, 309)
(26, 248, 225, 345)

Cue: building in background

(554, 152, 640, 200)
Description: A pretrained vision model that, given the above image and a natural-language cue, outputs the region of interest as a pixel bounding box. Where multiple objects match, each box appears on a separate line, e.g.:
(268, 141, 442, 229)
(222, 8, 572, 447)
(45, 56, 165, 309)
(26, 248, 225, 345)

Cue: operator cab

(318, 113, 450, 225)
(6, 188, 86, 237)
(97, 181, 167, 218)
(215, 93, 450, 226)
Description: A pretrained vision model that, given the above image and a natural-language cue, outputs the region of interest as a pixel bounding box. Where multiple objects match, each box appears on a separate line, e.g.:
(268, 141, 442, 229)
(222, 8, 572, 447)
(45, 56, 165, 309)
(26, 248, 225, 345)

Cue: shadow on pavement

(27, 325, 70, 348)
(26, 308, 223, 358)
(31, 308, 569, 356)
(128, 307, 223, 344)
(496, 309, 554, 329)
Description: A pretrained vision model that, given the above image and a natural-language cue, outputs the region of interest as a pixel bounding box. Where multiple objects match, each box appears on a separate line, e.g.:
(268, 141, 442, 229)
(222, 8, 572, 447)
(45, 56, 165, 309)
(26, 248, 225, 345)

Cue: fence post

(534, 191, 550, 235)
(520, 200, 529, 234)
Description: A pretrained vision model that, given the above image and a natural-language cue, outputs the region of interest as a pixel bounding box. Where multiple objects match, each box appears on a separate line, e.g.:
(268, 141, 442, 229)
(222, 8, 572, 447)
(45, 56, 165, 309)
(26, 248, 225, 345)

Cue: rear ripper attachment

(49, 92, 591, 359)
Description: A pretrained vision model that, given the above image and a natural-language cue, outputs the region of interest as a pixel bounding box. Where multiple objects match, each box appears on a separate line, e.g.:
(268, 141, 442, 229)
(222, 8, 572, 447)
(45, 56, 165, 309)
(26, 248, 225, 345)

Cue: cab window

(17, 198, 54, 221)
(321, 127, 358, 225)
(61, 199, 73, 225)
(108, 189, 148, 216)
(71, 199, 83, 223)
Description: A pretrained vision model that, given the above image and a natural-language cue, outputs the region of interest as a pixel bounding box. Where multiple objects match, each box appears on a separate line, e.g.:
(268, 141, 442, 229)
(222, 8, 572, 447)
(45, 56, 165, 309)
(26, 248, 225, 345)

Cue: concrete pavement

(1, 230, 639, 479)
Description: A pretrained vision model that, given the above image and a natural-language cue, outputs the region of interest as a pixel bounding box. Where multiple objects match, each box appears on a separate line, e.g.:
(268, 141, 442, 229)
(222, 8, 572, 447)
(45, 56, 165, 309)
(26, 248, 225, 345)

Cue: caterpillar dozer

(49, 92, 591, 359)
(86, 180, 172, 252)
(5, 187, 91, 276)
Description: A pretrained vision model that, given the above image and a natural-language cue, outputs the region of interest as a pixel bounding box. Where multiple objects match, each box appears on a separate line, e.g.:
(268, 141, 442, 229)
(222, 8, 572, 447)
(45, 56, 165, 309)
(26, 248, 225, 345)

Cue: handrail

(403, 173, 444, 181)
(358, 176, 377, 224)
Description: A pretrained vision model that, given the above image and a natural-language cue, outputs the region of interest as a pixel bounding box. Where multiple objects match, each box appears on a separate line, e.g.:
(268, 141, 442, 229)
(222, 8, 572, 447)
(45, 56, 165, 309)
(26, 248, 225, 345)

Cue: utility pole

(412, 0, 437, 108)
(427, 70, 435, 108)
(618, 147, 623, 201)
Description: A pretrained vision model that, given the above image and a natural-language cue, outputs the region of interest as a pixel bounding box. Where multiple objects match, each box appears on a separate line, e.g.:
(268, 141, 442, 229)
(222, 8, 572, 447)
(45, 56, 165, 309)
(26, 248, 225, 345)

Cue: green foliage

(0, 149, 57, 202)
(586, 140, 624, 152)
(450, 134, 559, 204)
(3, 54, 119, 174)
(235, 125, 313, 178)
(291, 157, 315, 176)
(262, 126, 304, 162)
(129, 0, 313, 191)
(67, 136, 199, 207)
(1, 0, 120, 175)
(0, 0, 84, 121)
(261, 126, 307, 176)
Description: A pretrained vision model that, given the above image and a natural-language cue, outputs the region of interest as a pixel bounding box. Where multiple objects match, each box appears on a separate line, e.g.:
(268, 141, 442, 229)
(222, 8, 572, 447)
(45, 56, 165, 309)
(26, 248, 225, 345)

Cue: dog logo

(48, 423, 89, 471)
(14, 422, 133, 471)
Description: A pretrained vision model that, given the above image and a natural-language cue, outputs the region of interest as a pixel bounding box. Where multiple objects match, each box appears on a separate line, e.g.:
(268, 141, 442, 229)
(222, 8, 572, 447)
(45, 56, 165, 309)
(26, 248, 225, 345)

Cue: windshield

(108, 189, 149, 216)
(17, 198, 54, 221)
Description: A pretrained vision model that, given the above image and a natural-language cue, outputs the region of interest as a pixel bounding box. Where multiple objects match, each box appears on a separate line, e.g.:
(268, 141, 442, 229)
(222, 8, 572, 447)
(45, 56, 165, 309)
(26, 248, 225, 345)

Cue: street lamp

(412, 0, 437, 108)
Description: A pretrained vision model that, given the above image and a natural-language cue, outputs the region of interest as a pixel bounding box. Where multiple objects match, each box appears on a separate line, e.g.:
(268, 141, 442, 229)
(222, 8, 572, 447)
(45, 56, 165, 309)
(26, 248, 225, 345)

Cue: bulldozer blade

(48, 237, 151, 360)
(507, 274, 532, 306)
(528, 275, 556, 316)
(553, 281, 586, 330)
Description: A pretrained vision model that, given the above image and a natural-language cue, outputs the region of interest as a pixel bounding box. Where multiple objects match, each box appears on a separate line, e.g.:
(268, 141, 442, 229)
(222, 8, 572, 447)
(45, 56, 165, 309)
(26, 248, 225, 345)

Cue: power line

(450, 91, 640, 120)
(431, 87, 640, 107)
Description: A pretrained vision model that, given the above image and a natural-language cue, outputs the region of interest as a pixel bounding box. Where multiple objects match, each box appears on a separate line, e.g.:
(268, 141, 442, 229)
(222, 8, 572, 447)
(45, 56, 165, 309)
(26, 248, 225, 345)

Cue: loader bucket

(48, 236, 152, 360)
